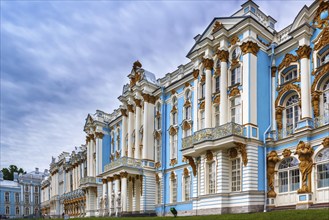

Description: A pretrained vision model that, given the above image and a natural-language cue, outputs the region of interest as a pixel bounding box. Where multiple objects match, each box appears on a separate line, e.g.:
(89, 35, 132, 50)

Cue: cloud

(0, 0, 313, 172)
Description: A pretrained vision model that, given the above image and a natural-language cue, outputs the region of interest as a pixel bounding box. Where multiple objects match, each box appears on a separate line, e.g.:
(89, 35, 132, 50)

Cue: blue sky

(0, 0, 313, 172)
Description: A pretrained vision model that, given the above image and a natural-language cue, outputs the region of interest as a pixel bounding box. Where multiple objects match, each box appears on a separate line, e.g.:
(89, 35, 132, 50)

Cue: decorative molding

(271, 66, 277, 77)
(282, 149, 292, 158)
(171, 89, 176, 95)
(275, 83, 301, 107)
(312, 1, 329, 29)
(183, 168, 189, 177)
(200, 101, 205, 110)
(154, 130, 161, 140)
(170, 158, 177, 166)
(182, 120, 192, 131)
(184, 82, 191, 88)
(228, 148, 238, 159)
(296, 45, 311, 59)
(315, 27, 329, 51)
(116, 150, 120, 159)
(216, 50, 229, 62)
(155, 162, 161, 168)
(86, 136, 90, 143)
(212, 21, 223, 33)
(170, 171, 176, 180)
(230, 58, 239, 67)
(275, 106, 285, 130)
(278, 54, 298, 71)
(322, 137, 329, 148)
(133, 60, 142, 71)
(267, 151, 280, 198)
(213, 95, 220, 104)
(240, 41, 260, 56)
(205, 150, 213, 161)
(184, 156, 197, 176)
(312, 91, 321, 117)
(229, 87, 240, 97)
(230, 35, 240, 46)
(107, 177, 113, 182)
(110, 154, 115, 161)
(169, 126, 177, 135)
(311, 63, 329, 90)
(295, 141, 314, 193)
(202, 58, 214, 70)
(155, 173, 159, 182)
(184, 100, 191, 107)
(89, 134, 95, 142)
(234, 142, 248, 166)
(193, 69, 199, 79)
(113, 174, 120, 180)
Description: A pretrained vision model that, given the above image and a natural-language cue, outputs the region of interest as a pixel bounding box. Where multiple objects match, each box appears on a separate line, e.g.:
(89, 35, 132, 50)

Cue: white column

(95, 132, 104, 175)
(142, 100, 149, 159)
(120, 173, 128, 212)
(107, 177, 113, 214)
(218, 50, 229, 125)
(114, 175, 120, 212)
(297, 45, 311, 119)
(241, 41, 259, 126)
(203, 58, 213, 128)
(127, 105, 135, 158)
(120, 110, 128, 157)
(193, 69, 199, 131)
(134, 100, 142, 159)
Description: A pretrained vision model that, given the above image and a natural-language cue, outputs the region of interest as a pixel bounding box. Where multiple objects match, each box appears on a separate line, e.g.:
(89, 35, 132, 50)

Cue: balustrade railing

(182, 122, 244, 149)
(104, 157, 155, 172)
(79, 176, 96, 186)
(314, 115, 329, 128)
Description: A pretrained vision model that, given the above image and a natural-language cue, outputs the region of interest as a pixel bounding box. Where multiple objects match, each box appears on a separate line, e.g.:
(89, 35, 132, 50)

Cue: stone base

(296, 193, 313, 209)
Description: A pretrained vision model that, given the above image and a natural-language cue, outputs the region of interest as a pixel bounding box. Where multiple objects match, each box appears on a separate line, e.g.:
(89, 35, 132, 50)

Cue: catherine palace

(37, 0, 329, 217)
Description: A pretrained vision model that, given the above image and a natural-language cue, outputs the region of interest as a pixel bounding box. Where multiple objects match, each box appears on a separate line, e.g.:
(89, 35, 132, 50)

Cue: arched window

(5, 206, 10, 215)
(183, 172, 191, 201)
(281, 66, 298, 84)
(111, 131, 115, 153)
(231, 67, 241, 86)
(215, 75, 220, 93)
(155, 102, 161, 130)
(285, 94, 300, 133)
(25, 185, 28, 192)
(322, 79, 329, 123)
(125, 134, 128, 154)
(155, 138, 161, 162)
(171, 97, 178, 125)
(170, 134, 178, 159)
(318, 46, 329, 66)
(170, 174, 177, 203)
(214, 105, 220, 127)
(16, 206, 20, 215)
(25, 207, 29, 215)
(231, 46, 241, 60)
(184, 90, 192, 120)
(117, 128, 121, 150)
(15, 193, 19, 203)
(201, 83, 205, 99)
(315, 148, 329, 188)
(278, 157, 299, 193)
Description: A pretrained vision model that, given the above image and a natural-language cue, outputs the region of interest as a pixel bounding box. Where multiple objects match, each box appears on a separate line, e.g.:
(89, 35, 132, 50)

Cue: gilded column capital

(192, 69, 199, 79)
(322, 137, 329, 148)
(102, 179, 107, 184)
(95, 132, 104, 139)
(296, 45, 311, 59)
(113, 174, 120, 180)
(107, 177, 113, 182)
(120, 172, 128, 178)
(120, 109, 128, 117)
(142, 93, 156, 104)
(89, 134, 95, 142)
(127, 104, 134, 113)
(240, 41, 260, 56)
(271, 66, 277, 77)
(202, 58, 214, 70)
(216, 50, 229, 62)
(134, 99, 142, 108)
(86, 136, 90, 143)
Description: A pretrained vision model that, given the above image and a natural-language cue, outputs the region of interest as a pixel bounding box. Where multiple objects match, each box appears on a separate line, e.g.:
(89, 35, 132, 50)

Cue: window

(172, 112, 178, 125)
(231, 47, 241, 60)
(244, 6, 249, 13)
(5, 206, 10, 215)
(15, 193, 19, 203)
(111, 131, 115, 153)
(185, 106, 191, 120)
(157, 180, 161, 204)
(278, 157, 299, 193)
(25, 185, 29, 192)
(215, 76, 220, 93)
(231, 67, 241, 85)
(315, 148, 329, 188)
(322, 80, 329, 124)
(170, 134, 178, 159)
(16, 206, 20, 215)
(231, 158, 241, 192)
(214, 105, 220, 127)
(25, 207, 29, 215)
(208, 162, 216, 194)
(285, 95, 300, 133)
(171, 177, 177, 203)
(34, 195, 39, 204)
(34, 208, 38, 215)
(184, 128, 192, 138)
(184, 90, 192, 120)
(184, 175, 191, 201)
(201, 83, 205, 98)
(117, 129, 121, 150)
(200, 110, 205, 129)
(35, 186, 38, 192)
(5, 192, 9, 203)
(231, 96, 241, 124)
(156, 139, 161, 162)
(281, 67, 298, 84)
(320, 50, 329, 65)
(251, 6, 256, 13)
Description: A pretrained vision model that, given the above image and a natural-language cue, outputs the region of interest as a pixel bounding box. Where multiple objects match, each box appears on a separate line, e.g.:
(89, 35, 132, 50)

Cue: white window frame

(284, 94, 300, 134)
(280, 66, 298, 85)
(214, 105, 220, 127)
(315, 148, 329, 189)
(156, 179, 162, 204)
(207, 161, 216, 194)
(230, 96, 241, 124)
(183, 174, 191, 201)
(278, 157, 300, 193)
(170, 176, 177, 203)
(15, 193, 19, 203)
(231, 66, 241, 86)
(170, 134, 177, 159)
(5, 206, 10, 215)
(231, 158, 241, 192)
(321, 79, 329, 124)
(155, 138, 161, 162)
(215, 76, 220, 93)
(5, 192, 9, 203)
(200, 110, 205, 129)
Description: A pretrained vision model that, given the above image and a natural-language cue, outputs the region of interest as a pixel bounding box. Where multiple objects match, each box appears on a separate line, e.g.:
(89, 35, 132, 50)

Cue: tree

(1, 165, 26, 180)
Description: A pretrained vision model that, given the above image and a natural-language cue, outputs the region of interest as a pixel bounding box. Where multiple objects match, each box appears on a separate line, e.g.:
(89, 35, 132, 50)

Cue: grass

(27, 209, 329, 220)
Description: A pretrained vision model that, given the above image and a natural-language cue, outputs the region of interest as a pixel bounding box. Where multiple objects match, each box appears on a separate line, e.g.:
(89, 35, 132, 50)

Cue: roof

(0, 179, 20, 188)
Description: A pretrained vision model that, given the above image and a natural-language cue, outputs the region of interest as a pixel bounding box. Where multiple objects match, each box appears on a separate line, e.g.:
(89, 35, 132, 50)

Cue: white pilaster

(193, 70, 199, 131)
(127, 105, 135, 158)
(134, 101, 141, 159)
(120, 173, 127, 212)
(203, 57, 214, 128)
(142, 101, 149, 159)
(218, 50, 229, 125)
(107, 178, 113, 215)
(121, 110, 128, 157)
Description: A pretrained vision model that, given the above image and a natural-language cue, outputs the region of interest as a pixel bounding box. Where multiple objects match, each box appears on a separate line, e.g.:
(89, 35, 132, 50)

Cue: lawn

(37, 209, 329, 220)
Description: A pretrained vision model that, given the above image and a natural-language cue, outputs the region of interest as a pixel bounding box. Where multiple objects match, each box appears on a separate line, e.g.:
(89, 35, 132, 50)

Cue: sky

(0, 0, 314, 173)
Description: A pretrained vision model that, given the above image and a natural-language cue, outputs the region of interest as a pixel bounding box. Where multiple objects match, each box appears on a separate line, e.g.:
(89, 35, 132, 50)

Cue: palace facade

(41, 0, 329, 217)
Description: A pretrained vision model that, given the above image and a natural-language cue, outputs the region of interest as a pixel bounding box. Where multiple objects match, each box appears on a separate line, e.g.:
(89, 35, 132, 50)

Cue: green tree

(1, 165, 26, 180)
